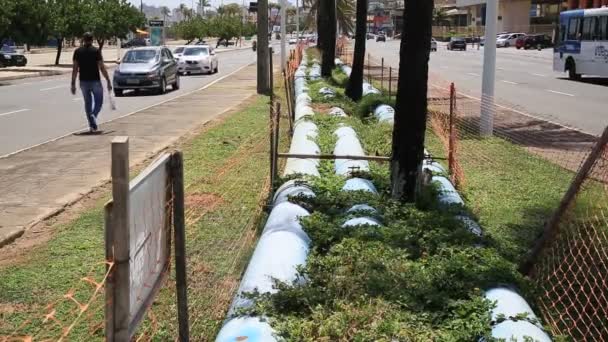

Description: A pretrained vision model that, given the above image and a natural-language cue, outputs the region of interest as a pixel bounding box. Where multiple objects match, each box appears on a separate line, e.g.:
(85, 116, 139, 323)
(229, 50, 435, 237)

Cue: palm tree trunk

(390, 0, 433, 202)
(257, 0, 271, 95)
(321, 0, 336, 77)
(316, 7, 324, 51)
(345, 0, 367, 101)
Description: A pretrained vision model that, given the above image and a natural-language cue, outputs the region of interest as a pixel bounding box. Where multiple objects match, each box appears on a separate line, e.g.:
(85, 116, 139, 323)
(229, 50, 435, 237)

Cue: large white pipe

(373, 105, 395, 123)
(334, 134, 369, 176)
(480, 0, 498, 136)
(273, 179, 315, 206)
(216, 317, 276, 342)
(485, 287, 552, 342)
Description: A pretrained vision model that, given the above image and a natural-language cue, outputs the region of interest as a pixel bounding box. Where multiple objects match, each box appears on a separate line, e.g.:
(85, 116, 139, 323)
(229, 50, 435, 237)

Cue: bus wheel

(567, 60, 581, 80)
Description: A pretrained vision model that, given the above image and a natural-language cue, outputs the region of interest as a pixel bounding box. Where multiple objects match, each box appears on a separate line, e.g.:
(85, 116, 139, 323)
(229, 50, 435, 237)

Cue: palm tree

(303, 0, 354, 36)
(179, 4, 192, 20)
(198, 0, 210, 17)
(345, 0, 367, 101)
(320, 0, 336, 77)
(161, 6, 170, 23)
(391, 0, 434, 201)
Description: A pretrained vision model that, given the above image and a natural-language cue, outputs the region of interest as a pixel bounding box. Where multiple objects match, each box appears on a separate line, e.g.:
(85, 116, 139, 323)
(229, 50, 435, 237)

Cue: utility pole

(140, 0, 143, 12)
(280, 0, 287, 69)
(480, 0, 498, 136)
(296, 0, 300, 39)
(257, 0, 271, 94)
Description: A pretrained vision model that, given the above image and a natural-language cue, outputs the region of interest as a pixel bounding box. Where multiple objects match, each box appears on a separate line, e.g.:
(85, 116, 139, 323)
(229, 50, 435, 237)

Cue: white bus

(554, 7, 608, 80)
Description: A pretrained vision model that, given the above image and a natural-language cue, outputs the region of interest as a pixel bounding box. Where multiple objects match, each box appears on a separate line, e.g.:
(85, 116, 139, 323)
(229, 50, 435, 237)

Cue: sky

(129, 0, 295, 9)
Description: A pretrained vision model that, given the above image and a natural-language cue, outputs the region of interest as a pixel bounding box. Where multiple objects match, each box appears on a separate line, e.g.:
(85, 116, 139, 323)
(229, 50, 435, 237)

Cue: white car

(496, 33, 525, 48)
(288, 37, 297, 45)
(178, 45, 219, 75)
(431, 38, 437, 52)
(172, 45, 188, 59)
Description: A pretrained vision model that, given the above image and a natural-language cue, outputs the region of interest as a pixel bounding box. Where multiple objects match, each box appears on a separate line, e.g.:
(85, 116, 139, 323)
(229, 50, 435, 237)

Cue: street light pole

(296, 0, 299, 39)
(480, 0, 498, 136)
(280, 0, 286, 69)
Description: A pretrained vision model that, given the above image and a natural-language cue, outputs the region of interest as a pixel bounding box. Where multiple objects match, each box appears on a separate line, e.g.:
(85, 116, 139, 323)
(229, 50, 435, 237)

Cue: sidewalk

(0, 62, 257, 247)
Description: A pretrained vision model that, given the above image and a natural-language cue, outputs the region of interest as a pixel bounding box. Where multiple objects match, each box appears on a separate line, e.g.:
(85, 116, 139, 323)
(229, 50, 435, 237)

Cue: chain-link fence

(336, 45, 608, 340)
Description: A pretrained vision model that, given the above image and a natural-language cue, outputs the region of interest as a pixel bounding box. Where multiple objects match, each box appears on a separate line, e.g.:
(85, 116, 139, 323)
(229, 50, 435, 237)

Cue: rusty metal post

(381, 57, 384, 91)
(388, 67, 392, 100)
(448, 82, 456, 185)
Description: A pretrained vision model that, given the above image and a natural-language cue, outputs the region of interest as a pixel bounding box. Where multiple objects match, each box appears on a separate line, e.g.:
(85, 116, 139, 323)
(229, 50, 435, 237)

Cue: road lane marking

(501, 80, 518, 85)
(531, 73, 546, 77)
(0, 108, 30, 117)
(40, 85, 67, 91)
(1, 61, 254, 160)
(546, 89, 575, 97)
(467, 72, 480, 77)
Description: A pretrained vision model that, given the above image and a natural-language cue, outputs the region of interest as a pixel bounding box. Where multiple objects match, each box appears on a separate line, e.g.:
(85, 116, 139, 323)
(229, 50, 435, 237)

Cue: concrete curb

(0, 227, 25, 248)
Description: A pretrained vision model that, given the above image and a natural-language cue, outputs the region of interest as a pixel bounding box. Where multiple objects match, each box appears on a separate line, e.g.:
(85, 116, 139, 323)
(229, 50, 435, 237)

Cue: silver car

(177, 45, 219, 75)
(113, 47, 180, 96)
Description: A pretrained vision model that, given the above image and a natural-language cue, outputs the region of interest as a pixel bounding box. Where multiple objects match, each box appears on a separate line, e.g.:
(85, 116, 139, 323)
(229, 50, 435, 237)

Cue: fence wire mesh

(337, 44, 608, 340)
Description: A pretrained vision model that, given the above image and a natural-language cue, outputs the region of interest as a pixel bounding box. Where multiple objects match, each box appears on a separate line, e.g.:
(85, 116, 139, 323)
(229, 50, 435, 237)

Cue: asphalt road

(367, 39, 608, 135)
(0, 47, 259, 157)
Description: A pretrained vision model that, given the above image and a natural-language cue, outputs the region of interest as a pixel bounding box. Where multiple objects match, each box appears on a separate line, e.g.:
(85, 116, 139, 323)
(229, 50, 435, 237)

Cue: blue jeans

(80, 81, 104, 130)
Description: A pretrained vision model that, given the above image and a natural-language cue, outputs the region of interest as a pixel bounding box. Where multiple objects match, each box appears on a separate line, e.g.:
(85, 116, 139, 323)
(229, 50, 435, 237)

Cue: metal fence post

(388, 67, 392, 100)
(381, 57, 384, 91)
(367, 53, 370, 82)
(269, 47, 274, 101)
(448, 83, 456, 185)
(104, 202, 115, 342)
(110, 136, 130, 341)
(521, 125, 608, 275)
(269, 103, 276, 191)
(273, 103, 281, 185)
(171, 151, 190, 342)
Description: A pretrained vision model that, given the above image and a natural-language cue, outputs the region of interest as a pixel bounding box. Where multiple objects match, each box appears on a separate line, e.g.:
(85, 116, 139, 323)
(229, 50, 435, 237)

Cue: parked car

(0, 45, 27, 67)
(431, 38, 437, 52)
(288, 37, 298, 45)
(177, 45, 218, 75)
(113, 47, 179, 96)
(121, 38, 147, 48)
(496, 33, 525, 47)
(366, 33, 375, 40)
(376, 34, 386, 42)
(172, 45, 188, 59)
(447, 37, 466, 51)
(518, 34, 553, 50)
(216, 39, 235, 47)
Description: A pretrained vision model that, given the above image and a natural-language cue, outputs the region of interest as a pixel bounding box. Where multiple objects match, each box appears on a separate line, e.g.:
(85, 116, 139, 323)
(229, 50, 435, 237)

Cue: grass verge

(0, 94, 285, 341)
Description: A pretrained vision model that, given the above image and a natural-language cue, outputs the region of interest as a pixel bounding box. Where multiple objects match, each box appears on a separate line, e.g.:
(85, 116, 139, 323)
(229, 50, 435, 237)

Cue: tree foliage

(85, 0, 146, 50)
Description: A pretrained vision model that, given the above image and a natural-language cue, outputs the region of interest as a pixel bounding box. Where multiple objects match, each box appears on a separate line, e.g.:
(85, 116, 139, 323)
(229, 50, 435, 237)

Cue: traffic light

(249, 2, 258, 12)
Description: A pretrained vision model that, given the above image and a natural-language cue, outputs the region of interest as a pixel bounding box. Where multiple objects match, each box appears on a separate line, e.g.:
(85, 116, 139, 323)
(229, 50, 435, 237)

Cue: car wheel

(516, 46, 521, 50)
(114, 89, 123, 97)
(159, 77, 167, 94)
(505, 42, 510, 48)
(173, 74, 180, 90)
(214, 63, 219, 73)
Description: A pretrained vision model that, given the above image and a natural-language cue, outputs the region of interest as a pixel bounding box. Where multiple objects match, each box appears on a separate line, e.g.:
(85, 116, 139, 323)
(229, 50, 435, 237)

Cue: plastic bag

(108, 91, 117, 110)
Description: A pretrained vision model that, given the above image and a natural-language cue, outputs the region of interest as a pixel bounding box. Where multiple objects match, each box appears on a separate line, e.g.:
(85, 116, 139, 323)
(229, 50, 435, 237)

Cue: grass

(425, 130, 577, 265)
(0, 94, 284, 341)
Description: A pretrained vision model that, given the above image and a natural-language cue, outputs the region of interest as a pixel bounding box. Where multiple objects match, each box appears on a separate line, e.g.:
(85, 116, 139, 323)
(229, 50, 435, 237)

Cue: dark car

(519, 34, 552, 50)
(376, 34, 386, 42)
(121, 38, 147, 48)
(447, 37, 466, 51)
(366, 33, 375, 40)
(0, 45, 27, 67)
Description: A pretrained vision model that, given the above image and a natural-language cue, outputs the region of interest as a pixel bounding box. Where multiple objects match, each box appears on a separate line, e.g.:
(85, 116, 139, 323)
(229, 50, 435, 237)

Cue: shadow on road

(557, 77, 608, 87)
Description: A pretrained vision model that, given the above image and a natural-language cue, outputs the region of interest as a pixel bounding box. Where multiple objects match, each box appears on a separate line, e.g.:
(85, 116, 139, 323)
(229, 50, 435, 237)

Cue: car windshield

(452, 38, 465, 42)
(1, 45, 16, 53)
(174, 47, 185, 54)
(497, 34, 509, 39)
(123, 49, 158, 63)
(184, 47, 209, 56)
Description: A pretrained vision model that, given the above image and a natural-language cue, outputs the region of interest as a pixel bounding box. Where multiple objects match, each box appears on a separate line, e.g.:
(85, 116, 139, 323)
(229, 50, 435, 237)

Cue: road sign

(249, 1, 258, 12)
(149, 20, 164, 27)
(149, 20, 165, 46)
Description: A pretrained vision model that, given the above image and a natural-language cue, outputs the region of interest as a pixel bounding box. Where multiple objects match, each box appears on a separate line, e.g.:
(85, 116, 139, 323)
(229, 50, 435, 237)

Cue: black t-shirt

(73, 46, 102, 81)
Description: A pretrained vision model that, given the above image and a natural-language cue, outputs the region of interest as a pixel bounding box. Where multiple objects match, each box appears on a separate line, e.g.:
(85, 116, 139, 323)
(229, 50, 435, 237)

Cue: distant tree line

(0, 0, 146, 64)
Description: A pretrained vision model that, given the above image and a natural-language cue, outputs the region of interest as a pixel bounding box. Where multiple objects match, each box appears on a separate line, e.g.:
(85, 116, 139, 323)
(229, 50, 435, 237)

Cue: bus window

(567, 17, 580, 40)
(582, 17, 596, 40)
(601, 16, 608, 40)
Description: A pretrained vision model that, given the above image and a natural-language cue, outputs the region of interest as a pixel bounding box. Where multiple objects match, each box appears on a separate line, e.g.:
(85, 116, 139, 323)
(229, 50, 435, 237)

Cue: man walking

(71, 32, 112, 133)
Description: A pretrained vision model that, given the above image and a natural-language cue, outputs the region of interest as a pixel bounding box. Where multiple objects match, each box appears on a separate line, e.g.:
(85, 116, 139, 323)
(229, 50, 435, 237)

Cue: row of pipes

(216, 53, 551, 341)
